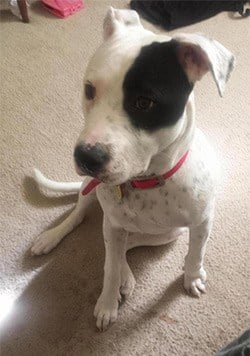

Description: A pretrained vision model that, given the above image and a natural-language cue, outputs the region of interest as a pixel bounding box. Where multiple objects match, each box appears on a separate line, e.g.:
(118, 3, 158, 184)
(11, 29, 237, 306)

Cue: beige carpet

(0, 1, 249, 355)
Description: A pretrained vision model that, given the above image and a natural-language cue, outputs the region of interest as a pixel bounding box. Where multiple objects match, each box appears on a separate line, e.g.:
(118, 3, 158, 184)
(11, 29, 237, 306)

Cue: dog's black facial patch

(123, 40, 193, 131)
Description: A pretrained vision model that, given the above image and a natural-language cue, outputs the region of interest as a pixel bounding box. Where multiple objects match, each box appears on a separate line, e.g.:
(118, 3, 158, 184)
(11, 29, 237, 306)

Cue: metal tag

(115, 185, 123, 201)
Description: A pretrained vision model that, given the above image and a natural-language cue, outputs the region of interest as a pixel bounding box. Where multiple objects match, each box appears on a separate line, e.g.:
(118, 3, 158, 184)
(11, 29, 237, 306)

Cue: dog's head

(74, 7, 234, 185)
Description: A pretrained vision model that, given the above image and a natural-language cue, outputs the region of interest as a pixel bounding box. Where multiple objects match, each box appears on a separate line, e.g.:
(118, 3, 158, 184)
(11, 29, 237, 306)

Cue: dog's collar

(81, 150, 189, 197)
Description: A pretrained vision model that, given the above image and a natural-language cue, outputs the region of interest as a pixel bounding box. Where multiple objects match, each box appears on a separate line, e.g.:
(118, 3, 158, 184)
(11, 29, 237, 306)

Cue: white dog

(31, 8, 234, 330)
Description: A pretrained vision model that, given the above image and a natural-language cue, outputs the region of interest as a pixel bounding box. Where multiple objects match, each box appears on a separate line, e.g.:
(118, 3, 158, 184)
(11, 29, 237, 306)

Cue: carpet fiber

(0, 1, 249, 355)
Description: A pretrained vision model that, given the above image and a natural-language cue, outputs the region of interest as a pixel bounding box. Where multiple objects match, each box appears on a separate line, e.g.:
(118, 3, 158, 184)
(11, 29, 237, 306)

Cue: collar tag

(115, 185, 123, 201)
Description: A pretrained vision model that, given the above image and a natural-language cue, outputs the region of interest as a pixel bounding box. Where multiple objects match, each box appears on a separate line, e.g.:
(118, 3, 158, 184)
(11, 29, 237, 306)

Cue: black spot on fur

(149, 200, 154, 209)
(123, 40, 193, 131)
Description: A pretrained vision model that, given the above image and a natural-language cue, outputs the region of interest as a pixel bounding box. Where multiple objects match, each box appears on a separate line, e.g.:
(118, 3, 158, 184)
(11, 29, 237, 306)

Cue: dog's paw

(94, 292, 121, 331)
(184, 268, 207, 297)
(120, 263, 136, 297)
(31, 230, 61, 255)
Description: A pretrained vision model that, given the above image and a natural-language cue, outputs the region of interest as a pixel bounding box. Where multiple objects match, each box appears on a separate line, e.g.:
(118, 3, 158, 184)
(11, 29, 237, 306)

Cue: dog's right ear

(103, 7, 142, 40)
(173, 33, 235, 97)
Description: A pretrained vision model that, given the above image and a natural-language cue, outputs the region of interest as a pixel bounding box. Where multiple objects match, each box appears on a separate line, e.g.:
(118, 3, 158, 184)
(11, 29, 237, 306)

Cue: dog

(31, 7, 235, 330)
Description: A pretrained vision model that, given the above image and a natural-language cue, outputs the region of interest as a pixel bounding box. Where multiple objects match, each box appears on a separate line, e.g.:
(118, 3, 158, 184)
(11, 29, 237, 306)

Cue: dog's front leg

(184, 217, 213, 297)
(31, 185, 95, 255)
(94, 215, 127, 331)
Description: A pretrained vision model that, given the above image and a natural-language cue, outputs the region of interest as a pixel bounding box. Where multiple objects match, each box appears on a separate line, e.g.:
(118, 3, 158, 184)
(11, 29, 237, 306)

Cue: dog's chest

(97, 177, 207, 234)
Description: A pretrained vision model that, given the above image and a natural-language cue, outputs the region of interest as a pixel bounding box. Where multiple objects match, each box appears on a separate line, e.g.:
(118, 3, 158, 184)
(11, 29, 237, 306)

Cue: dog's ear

(173, 33, 235, 96)
(103, 7, 142, 40)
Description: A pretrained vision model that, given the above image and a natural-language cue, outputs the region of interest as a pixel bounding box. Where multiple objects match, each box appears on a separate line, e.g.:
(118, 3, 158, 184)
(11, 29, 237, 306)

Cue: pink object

(42, 0, 84, 18)
(81, 178, 100, 196)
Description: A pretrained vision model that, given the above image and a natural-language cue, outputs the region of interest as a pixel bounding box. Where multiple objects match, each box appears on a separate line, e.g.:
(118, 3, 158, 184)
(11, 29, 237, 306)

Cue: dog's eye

(135, 97, 154, 111)
(85, 82, 96, 100)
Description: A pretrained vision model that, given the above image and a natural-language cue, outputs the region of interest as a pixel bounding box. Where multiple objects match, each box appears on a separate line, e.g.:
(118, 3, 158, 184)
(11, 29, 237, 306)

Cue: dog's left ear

(173, 33, 235, 96)
(103, 7, 142, 40)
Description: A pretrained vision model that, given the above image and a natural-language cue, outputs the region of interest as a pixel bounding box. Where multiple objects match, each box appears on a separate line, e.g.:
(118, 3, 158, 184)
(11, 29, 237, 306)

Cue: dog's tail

(33, 168, 82, 193)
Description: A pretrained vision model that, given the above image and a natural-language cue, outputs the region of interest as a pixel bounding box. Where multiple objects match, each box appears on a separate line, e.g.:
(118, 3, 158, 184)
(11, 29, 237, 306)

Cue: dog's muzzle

(74, 143, 110, 177)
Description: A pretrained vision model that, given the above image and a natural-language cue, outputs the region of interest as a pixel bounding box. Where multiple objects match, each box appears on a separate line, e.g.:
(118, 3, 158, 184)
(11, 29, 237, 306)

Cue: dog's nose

(74, 143, 110, 175)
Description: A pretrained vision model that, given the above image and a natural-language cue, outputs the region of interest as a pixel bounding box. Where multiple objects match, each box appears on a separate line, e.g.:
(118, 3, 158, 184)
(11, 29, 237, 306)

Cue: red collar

(82, 150, 189, 196)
